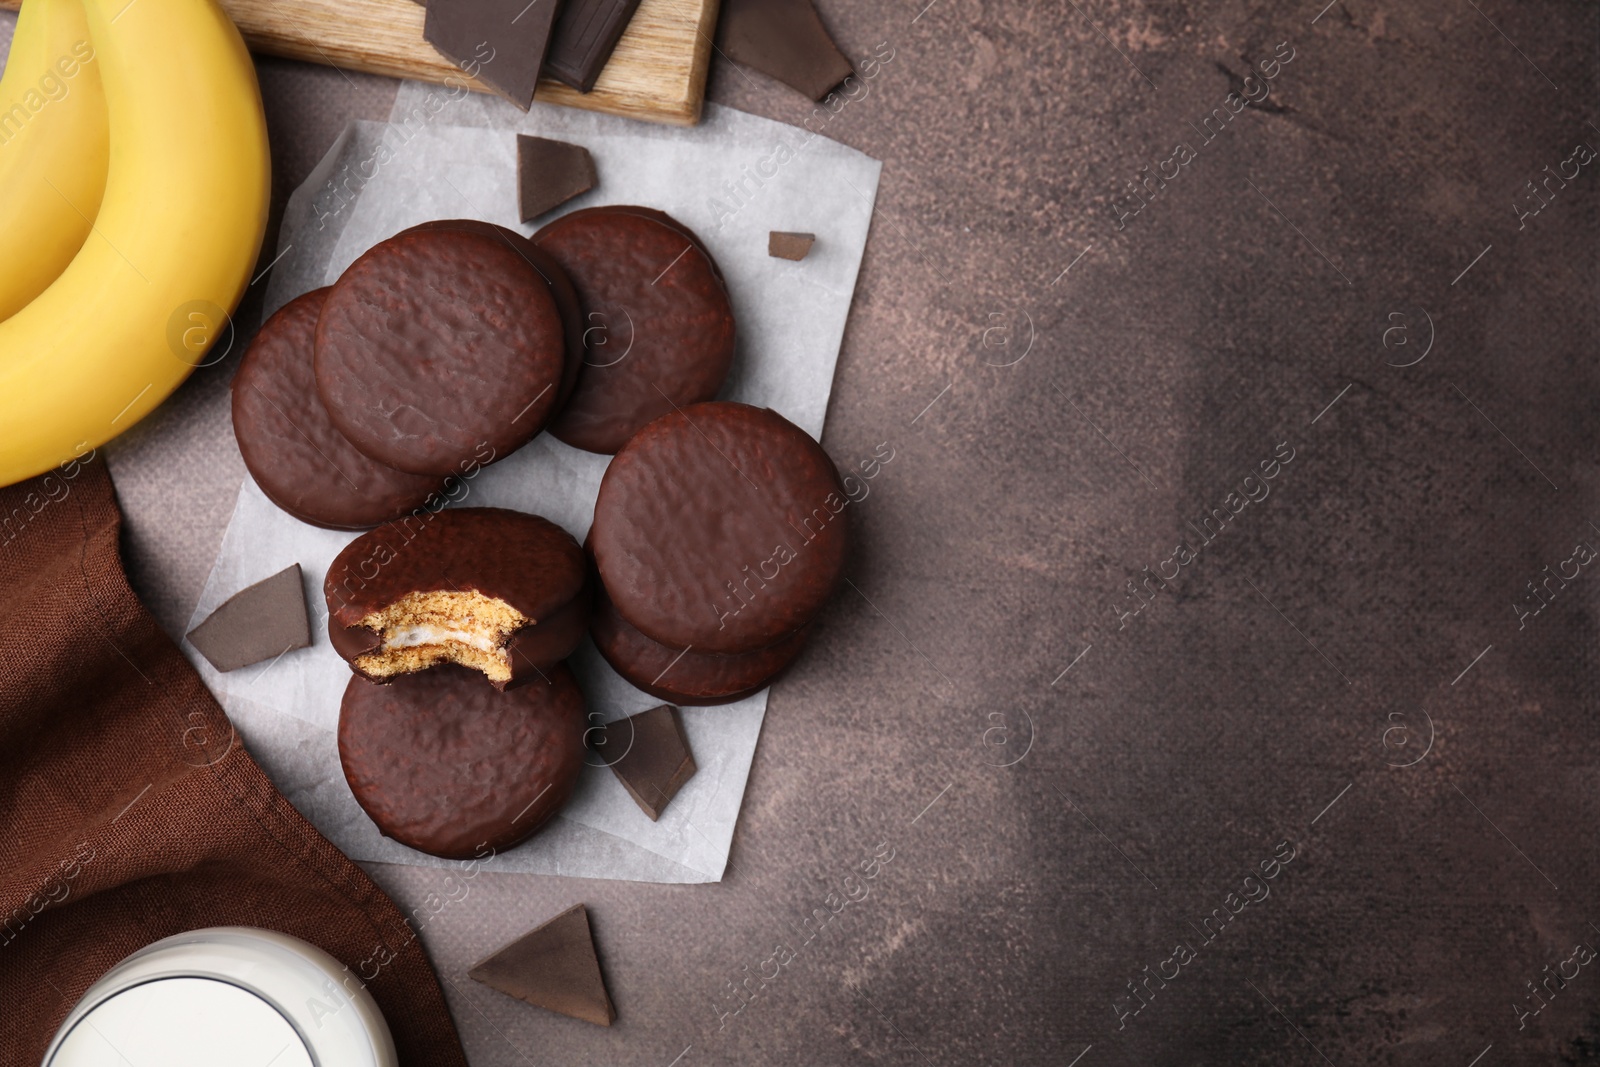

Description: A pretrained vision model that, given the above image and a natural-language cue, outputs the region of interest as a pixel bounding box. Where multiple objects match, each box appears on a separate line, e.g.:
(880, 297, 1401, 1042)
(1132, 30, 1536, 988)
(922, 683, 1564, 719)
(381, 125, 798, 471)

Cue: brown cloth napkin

(0, 457, 467, 1065)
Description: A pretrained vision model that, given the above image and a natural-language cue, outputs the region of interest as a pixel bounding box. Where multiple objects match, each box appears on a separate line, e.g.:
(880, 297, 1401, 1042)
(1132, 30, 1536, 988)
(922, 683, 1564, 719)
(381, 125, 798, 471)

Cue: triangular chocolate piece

(518, 134, 598, 222)
(601, 704, 696, 820)
(186, 564, 310, 672)
(469, 903, 616, 1025)
(717, 0, 854, 101)
(424, 0, 563, 110)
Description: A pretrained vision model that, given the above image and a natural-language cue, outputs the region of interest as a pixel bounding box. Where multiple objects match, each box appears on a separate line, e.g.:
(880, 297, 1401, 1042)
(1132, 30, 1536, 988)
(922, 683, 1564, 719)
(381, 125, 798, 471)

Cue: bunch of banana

(0, 0, 269, 488)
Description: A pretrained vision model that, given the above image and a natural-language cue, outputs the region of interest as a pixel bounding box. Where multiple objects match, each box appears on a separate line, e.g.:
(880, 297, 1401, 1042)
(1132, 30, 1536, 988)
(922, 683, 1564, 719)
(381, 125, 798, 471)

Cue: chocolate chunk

(590, 579, 810, 705)
(768, 231, 815, 261)
(517, 135, 598, 222)
(187, 564, 311, 672)
(231, 288, 443, 531)
(597, 704, 696, 819)
(545, 0, 643, 92)
(533, 207, 735, 455)
(423, 0, 563, 110)
(339, 663, 587, 859)
(469, 903, 616, 1025)
(314, 226, 568, 477)
(591, 402, 849, 654)
(324, 508, 589, 689)
(717, 0, 854, 101)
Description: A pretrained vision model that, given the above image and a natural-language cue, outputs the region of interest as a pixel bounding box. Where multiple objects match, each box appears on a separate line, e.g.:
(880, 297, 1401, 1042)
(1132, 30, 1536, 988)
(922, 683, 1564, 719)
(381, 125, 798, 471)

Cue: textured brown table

(6, 0, 1599, 1061)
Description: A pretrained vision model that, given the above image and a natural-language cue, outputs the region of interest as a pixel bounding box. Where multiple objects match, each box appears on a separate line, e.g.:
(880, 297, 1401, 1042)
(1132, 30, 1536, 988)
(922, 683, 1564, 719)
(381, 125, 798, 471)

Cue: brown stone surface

(12, 0, 1594, 1060)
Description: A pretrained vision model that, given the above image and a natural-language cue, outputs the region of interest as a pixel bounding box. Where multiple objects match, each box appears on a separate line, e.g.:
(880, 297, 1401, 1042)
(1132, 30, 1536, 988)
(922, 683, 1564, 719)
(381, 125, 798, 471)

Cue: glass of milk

(41, 926, 397, 1066)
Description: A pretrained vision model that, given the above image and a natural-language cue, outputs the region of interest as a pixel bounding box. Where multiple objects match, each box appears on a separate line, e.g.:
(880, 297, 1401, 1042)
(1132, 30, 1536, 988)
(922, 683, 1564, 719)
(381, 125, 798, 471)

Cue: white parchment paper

(185, 95, 881, 883)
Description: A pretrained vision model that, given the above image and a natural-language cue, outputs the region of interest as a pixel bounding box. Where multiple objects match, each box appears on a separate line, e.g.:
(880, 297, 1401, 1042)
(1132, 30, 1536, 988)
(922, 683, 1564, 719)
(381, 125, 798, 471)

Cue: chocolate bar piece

(423, 0, 564, 110)
(545, 0, 643, 92)
(717, 0, 854, 102)
(599, 704, 696, 819)
(470, 903, 617, 1025)
(518, 135, 598, 221)
(186, 564, 310, 672)
(768, 231, 815, 261)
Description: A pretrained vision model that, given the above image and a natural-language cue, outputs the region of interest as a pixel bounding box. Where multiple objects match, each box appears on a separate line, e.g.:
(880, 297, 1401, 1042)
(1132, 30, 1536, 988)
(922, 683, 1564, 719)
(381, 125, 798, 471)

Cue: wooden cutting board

(1, 0, 718, 125)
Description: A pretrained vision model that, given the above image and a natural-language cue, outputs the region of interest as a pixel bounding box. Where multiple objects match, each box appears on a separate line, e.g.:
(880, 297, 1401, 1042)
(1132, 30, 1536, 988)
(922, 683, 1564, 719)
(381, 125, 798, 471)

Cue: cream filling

(384, 625, 499, 653)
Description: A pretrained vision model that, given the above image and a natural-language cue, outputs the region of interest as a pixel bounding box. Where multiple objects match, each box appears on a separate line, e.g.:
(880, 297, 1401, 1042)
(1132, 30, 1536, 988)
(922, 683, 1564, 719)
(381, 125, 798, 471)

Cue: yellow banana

(0, 0, 109, 322)
(0, 0, 269, 487)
